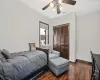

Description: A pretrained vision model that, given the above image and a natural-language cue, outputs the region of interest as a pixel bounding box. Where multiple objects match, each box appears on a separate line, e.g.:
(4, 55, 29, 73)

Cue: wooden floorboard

(35, 62, 92, 80)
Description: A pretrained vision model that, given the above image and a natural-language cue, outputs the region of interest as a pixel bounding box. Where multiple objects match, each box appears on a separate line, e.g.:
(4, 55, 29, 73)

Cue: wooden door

(53, 27, 61, 52)
(53, 27, 57, 51)
(60, 25, 69, 59)
(53, 24, 69, 59)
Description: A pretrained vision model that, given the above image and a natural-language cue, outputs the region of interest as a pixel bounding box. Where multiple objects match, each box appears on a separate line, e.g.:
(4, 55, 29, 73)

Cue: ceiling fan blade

(57, 5, 61, 14)
(42, 3, 51, 10)
(62, 0, 76, 5)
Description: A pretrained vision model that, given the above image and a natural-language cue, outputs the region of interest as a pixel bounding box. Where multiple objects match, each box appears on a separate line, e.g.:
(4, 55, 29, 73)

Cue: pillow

(48, 45, 53, 53)
(40, 45, 53, 53)
(29, 43, 36, 51)
(1, 49, 12, 59)
(49, 53, 59, 60)
(0, 49, 7, 62)
(0, 50, 3, 59)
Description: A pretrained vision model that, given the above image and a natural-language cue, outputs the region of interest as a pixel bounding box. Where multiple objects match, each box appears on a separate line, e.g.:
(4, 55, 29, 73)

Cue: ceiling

(20, 0, 100, 18)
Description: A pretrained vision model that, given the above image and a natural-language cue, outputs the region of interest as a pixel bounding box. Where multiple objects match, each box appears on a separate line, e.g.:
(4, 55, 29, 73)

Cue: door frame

(53, 23, 70, 59)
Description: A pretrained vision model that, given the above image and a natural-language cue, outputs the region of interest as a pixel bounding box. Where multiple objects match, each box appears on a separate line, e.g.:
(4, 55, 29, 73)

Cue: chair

(90, 51, 99, 80)
(91, 51, 95, 80)
(39, 45, 60, 60)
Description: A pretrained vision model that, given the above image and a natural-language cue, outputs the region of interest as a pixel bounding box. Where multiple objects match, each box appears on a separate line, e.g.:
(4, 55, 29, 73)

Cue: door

(60, 25, 69, 59)
(53, 27, 61, 52)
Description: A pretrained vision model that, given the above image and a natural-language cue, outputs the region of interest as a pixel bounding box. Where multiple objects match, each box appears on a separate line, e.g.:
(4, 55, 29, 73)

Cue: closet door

(53, 27, 57, 51)
(60, 26, 65, 58)
(64, 25, 69, 59)
(60, 25, 69, 59)
(53, 27, 61, 52)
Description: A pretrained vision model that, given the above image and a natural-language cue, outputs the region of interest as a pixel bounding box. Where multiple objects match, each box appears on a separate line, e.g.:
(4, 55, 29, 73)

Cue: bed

(0, 48, 49, 80)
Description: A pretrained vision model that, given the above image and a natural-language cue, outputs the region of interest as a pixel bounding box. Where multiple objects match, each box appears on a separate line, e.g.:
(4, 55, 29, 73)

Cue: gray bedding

(0, 50, 47, 80)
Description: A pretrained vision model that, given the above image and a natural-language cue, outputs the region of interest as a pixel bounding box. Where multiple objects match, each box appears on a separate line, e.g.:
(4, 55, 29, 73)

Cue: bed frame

(21, 47, 49, 80)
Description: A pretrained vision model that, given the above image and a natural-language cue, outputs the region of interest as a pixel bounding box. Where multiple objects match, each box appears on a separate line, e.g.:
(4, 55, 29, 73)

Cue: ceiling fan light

(60, 6, 62, 10)
(50, 3, 54, 7)
(59, 0, 62, 4)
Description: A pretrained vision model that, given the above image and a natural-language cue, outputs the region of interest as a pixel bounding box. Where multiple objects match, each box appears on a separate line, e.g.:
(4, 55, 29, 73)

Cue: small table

(93, 54, 100, 80)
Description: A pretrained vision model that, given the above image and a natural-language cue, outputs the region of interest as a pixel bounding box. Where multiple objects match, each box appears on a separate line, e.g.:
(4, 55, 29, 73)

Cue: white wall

(76, 11, 100, 62)
(1, 0, 100, 62)
(0, 0, 50, 53)
(50, 13, 76, 62)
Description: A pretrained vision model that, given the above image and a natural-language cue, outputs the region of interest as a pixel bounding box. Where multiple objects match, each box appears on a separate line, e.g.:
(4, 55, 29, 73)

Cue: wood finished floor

(36, 62, 92, 80)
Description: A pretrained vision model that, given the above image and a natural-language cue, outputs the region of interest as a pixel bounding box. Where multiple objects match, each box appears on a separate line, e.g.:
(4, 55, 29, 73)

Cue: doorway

(53, 24, 69, 59)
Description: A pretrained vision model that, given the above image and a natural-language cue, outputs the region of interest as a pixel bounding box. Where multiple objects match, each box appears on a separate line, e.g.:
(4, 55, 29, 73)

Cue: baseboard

(70, 61, 75, 65)
(75, 59, 92, 65)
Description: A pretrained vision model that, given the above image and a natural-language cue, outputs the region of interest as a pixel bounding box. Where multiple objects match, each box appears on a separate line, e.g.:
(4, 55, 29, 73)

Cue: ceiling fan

(42, 0, 76, 14)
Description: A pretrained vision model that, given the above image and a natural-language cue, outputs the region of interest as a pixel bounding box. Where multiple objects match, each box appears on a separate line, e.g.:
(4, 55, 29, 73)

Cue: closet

(53, 24, 69, 59)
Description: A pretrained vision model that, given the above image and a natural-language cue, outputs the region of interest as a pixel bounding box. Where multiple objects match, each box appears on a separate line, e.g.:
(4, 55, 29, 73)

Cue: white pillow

(49, 53, 59, 59)
(29, 43, 36, 51)
(40, 45, 53, 53)
(48, 45, 53, 53)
